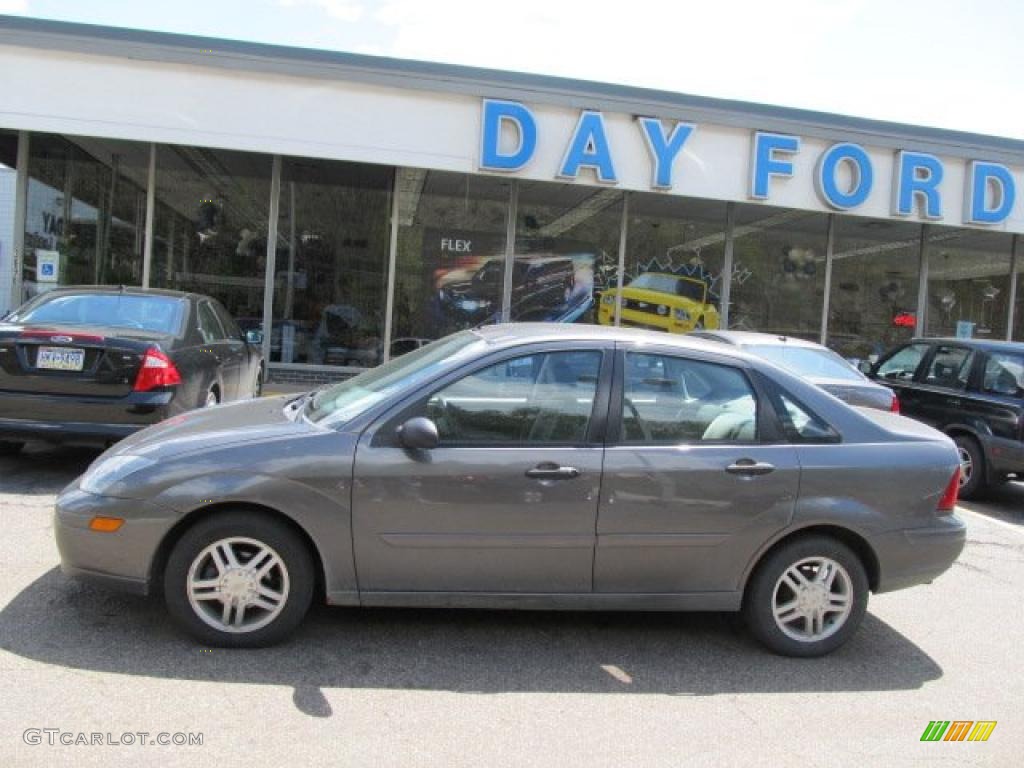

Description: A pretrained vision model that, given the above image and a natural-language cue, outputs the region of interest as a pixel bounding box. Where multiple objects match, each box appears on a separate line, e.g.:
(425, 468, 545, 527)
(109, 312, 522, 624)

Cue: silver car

(692, 330, 898, 411)
(54, 324, 965, 657)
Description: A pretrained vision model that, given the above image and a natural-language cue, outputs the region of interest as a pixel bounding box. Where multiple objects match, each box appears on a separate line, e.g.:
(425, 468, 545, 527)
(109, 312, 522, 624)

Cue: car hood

(607, 287, 708, 309)
(105, 395, 316, 461)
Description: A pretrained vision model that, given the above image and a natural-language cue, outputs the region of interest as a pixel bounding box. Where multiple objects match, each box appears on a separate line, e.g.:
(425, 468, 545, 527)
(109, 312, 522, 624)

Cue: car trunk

(0, 324, 173, 398)
(812, 377, 893, 411)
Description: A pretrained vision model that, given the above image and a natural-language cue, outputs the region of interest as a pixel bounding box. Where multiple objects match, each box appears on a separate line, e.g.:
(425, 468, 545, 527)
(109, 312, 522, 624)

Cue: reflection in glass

(729, 205, 829, 339)
(150, 146, 272, 324)
(513, 181, 621, 324)
(21, 134, 149, 302)
(827, 217, 922, 362)
(392, 170, 510, 345)
(270, 158, 392, 366)
(0, 130, 17, 310)
(925, 229, 1013, 340)
(615, 193, 726, 333)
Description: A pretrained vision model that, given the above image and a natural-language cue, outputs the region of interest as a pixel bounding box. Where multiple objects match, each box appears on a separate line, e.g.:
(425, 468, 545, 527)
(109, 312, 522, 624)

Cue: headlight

(601, 294, 616, 305)
(80, 455, 157, 495)
(656, 304, 669, 316)
(458, 299, 491, 312)
(673, 308, 691, 322)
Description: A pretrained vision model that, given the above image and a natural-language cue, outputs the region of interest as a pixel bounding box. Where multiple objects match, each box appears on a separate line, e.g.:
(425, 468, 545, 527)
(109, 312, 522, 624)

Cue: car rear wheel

(743, 536, 868, 657)
(954, 435, 986, 500)
(0, 440, 24, 456)
(164, 511, 315, 647)
(252, 365, 264, 399)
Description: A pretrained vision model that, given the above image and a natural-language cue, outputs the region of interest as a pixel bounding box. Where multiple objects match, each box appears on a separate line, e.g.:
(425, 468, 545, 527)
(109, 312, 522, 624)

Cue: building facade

(1, 16, 1023, 382)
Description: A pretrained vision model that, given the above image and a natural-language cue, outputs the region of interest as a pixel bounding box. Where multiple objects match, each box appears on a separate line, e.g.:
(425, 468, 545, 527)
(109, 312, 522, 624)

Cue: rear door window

(197, 302, 228, 343)
(923, 345, 975, 390)
(619, 352, 757, 444)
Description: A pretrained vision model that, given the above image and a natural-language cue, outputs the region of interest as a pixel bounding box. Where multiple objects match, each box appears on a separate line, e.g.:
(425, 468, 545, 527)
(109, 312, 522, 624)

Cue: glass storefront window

(925, 229, 1014, 340)
(729, 205, 829, 339)
(512, 181, 622, 325)
(392, 170, 510, 347)
(0, 130, 16, 312)
(21, 134, 149, 303)
(270, 157, 392, 367)
(618, 193, 727, 334)
(827, 217, 922, 363)
(150, 146, 272, 326)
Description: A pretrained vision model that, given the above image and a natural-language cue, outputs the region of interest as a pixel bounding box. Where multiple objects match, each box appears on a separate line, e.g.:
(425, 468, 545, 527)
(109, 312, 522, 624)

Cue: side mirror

(857, 361, 874, 376)
(245, 329, 264, 345)
(398, 417, 439, 450)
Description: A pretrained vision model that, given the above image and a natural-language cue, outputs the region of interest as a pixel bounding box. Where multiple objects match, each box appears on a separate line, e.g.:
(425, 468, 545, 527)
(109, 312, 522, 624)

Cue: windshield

(305, 331, 485, 424)
(12, 293, 186, 334)
(629, 273, 706, 302)
(748, 344, 864, 382)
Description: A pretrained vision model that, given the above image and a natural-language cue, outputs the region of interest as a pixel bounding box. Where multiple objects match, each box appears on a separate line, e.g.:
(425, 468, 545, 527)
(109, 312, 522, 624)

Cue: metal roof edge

(1, 14, 1023, 163)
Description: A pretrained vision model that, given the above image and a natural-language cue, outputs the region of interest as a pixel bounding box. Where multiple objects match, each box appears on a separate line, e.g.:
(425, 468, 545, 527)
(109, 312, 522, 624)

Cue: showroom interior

(1, 127, 1021, 383)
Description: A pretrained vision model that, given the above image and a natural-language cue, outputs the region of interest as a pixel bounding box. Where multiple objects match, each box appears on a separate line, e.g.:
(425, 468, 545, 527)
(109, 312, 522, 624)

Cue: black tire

(743, 535, 869, 657)
(202, 385, 220, 409)
(954, 434, 986, 500)
(164, 511, 315, 648)
(0, 441, 24, 456)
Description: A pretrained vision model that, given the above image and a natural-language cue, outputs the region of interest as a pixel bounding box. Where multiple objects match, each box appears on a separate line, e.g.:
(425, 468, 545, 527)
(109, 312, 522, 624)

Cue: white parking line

(956, 506, 1024, 535)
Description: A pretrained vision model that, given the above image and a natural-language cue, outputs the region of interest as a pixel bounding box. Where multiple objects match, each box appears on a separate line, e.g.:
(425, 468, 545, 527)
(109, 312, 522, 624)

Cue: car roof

(473, 323, 762, 362)
(690, 330, 826, 349)
(31, 285, 200, 302)
(915, 337, 1024, 354)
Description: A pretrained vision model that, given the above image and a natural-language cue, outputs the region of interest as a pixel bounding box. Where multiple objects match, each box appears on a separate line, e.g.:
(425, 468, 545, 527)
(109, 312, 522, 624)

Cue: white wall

(0, 44, 1021, 235)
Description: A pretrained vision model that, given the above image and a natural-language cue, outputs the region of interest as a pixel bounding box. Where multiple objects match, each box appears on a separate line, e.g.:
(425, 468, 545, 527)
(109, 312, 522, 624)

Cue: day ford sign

(478, 98, 1020, 229)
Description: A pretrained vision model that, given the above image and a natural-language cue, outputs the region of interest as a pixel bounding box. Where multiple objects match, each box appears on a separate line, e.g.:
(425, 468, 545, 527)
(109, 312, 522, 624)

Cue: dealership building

(1, 16, 1023, 382)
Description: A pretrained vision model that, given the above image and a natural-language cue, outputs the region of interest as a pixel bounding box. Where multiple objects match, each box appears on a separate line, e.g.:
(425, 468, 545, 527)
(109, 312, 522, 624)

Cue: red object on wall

(893, 312, 916, 329)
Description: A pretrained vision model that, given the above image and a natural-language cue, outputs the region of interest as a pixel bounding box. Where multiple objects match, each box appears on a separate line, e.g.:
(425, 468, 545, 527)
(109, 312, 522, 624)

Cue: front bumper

(869, 513, 967, 593)
(54, 485, 180, 595)
(0, 389, 174, 444)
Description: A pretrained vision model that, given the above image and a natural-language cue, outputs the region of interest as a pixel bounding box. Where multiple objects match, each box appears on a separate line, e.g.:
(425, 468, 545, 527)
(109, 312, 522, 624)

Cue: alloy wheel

(186, 537, 290, 634)
(771, 557, 853, 642)
(958, 446, 973, 488)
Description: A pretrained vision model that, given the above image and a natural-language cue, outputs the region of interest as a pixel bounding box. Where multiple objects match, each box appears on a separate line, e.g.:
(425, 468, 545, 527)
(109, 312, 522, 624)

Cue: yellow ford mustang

(597, 272, 720, 333)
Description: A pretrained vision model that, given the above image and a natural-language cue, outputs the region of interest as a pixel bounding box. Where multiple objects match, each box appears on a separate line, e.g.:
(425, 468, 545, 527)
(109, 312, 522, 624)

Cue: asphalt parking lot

(1, 443, 1021, 767)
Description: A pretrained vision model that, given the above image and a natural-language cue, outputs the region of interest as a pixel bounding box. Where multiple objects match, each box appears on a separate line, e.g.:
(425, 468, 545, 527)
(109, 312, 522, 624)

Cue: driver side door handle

(525, 463, 581, 480)
(725, 459, 775, 476)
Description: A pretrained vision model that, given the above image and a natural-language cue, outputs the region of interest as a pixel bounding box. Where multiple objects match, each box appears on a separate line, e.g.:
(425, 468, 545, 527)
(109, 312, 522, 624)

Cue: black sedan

(0, 286, 264, 452)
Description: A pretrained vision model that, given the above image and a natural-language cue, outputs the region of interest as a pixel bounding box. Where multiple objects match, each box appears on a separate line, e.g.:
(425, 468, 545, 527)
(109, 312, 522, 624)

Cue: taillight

(890, 393, 900, 413)
(132, 347, 182, 392)
(937, 467, 960, 512)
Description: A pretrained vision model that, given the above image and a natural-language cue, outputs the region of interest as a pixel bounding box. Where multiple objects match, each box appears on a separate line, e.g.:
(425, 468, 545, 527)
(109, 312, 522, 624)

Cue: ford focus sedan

(54, 324, 965, 657)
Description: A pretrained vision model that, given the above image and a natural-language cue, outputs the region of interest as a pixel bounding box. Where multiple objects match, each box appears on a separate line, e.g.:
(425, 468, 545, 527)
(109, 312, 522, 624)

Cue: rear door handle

(726, 459, 775, 476)
(526, 463, 581, 480)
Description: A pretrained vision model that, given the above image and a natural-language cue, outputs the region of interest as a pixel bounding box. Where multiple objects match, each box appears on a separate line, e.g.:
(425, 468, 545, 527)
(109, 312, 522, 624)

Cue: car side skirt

(353, 591, 743, 612)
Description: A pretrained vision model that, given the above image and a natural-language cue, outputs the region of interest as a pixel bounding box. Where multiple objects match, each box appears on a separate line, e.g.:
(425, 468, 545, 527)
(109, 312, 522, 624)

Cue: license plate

(37, 346, 86, 371)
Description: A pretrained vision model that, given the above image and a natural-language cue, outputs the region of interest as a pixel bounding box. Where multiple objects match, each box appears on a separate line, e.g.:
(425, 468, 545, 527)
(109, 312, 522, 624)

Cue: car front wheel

(743, 536, 868, 657)
(164, 511, 315, 647)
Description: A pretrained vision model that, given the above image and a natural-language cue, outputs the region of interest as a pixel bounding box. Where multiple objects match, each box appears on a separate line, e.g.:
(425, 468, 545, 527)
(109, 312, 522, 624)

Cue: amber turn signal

(88, 516, 125, 532)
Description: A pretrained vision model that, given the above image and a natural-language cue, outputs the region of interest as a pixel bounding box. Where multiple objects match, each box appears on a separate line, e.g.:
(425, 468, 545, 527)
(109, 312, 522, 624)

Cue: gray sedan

(691, 330, 898, 411)
(54, 324, 965, 656)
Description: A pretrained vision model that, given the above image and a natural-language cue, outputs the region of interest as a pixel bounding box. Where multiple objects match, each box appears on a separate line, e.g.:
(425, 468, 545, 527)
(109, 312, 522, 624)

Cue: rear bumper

(0, 389, 175, 444)
(54, 485, 179, 595)
(869, 514, 967, 593)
